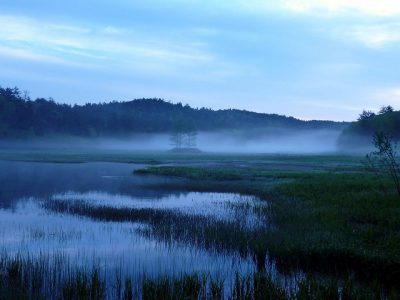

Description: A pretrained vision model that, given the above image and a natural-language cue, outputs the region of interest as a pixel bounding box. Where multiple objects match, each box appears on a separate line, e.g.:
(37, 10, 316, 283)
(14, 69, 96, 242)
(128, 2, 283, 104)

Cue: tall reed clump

(0, 254, 395, 299)
(141, 272, 391, 300)
(62, 269, 105, 300)
(0, 255, 107, 300)
(142, 274, 203, 300)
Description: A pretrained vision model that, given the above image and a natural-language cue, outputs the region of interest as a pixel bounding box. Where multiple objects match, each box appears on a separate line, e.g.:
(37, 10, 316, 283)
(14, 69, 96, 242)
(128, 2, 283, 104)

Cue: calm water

(0, 161, 268, 287)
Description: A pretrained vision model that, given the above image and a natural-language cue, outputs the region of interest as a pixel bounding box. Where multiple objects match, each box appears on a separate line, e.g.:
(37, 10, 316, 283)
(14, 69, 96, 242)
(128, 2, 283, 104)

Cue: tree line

(0, 86, 347, 138)
(338, 105, 400, 149)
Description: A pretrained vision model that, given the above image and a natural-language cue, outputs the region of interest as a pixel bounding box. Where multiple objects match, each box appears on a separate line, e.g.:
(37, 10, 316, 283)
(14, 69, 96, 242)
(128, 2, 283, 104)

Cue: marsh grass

(0, 252, 387, 300)
(134, 166, 400, 292)
(142, 272, 392, 300)
(135, 167, 244, 180)
(0, 152, 397, 298)
(0, 150, 365, 170)
(270, 173, 400, 285)
(43, 200, 269, 269)
(0, 254, 108, 300)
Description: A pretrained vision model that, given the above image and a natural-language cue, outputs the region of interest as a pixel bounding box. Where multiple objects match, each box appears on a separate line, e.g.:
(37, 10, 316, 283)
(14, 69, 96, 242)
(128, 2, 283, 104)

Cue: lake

(0, 161, 269, 296)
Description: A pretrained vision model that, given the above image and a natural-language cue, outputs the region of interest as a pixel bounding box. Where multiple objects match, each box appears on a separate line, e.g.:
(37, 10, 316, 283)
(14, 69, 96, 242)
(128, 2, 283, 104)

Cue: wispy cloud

(0, 45, 82, 66)
(0, 14, 217, 72)
(1, 1, 399, 120)
(376, 88, 400, 105)
(299, 99, 369, 112)
(343, 23, 400, 48)
(282, 0, 400, 16)
(234, 1, 400, 49)
(230, 0, 400, 17)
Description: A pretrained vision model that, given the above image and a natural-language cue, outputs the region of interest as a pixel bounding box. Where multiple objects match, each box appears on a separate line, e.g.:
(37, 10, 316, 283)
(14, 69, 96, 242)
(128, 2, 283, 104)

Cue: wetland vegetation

(0, 151, 398, 299)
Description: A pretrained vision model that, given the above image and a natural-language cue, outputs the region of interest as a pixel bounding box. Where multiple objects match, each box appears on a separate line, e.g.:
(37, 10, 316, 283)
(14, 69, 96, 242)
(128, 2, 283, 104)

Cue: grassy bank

(134, 166, 400, 290)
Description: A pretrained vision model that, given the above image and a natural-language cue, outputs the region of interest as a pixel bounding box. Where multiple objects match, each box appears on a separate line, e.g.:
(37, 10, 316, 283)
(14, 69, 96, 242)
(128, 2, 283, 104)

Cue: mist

(0, 128, 343, 154)
(197, 128, 342, 153)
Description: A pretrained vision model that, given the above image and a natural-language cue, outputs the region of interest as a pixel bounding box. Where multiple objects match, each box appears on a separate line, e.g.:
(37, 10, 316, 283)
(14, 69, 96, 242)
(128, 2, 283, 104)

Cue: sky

(0, 1, 400, 121)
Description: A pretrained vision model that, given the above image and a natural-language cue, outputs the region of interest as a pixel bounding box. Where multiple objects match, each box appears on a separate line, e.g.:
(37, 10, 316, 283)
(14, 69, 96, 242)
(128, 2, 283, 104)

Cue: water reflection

(0, 161, 174, 208)
(0, 161, 266, 286)
(0, 200, 256, 280)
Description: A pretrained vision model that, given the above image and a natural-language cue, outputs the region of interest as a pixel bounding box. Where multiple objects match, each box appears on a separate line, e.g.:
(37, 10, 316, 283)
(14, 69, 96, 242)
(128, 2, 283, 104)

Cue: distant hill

(0, 86, 348, 138)
(338, 106, 400, 150)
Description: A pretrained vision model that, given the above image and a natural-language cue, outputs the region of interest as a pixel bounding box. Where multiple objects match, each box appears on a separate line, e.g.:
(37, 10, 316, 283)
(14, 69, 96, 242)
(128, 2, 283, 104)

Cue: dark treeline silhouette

(338, 106, 400, 150)
(0, 86, 347, 138)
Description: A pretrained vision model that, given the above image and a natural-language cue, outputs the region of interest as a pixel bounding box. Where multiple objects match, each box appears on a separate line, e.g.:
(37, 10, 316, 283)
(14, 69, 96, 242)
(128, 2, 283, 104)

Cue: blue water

(0, 161, 268, 287)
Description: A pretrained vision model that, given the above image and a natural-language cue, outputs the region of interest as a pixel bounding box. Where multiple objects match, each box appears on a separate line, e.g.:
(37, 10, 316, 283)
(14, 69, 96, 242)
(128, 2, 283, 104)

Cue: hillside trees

(338, 106, 400, 150)
(0, 85, 346, 138)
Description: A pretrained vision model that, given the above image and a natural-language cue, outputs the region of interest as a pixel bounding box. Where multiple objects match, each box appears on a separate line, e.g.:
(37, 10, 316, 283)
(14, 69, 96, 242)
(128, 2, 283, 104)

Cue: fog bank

(0, 128, 343, 154)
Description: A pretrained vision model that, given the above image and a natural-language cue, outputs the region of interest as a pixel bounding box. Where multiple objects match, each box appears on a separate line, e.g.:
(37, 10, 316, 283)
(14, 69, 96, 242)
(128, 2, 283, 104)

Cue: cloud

(282, 0, 400, 16)
(0, 14, 217, 72)
(233, 1, 400, 50)
(230, 0, 400, 17)
(0, 45, 83, 66)
(103, 26, 124, 35)
(299, 99, 366, 112)
(376, 88, 400, 106)
(343, 24, 400, 48)
(0, 1, 398, 121)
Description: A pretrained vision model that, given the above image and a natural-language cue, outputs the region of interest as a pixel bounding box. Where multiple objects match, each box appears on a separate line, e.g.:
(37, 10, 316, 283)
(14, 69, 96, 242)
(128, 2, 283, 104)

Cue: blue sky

(1, 1, 400, 121)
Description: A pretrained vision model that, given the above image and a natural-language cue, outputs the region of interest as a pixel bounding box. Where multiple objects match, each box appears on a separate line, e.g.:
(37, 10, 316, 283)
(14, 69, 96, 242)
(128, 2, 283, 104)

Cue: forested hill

(338, 106, 400, 149)
(0, 86, 347, 138)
